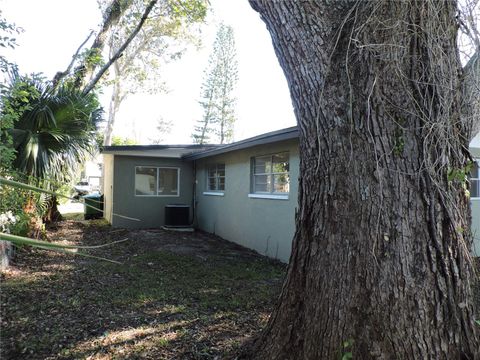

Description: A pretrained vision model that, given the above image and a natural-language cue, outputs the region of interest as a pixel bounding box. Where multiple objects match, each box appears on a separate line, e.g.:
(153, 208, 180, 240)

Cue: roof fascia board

(101, 151, 185, 158)
(183, 127, 299, 160)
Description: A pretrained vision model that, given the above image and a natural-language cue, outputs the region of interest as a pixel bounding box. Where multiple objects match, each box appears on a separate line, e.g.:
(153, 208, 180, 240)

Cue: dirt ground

(1, 220, 479, 359)
(0, 220, 286, 359)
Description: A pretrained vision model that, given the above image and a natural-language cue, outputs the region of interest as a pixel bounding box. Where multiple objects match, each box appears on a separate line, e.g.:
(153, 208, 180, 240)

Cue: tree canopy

(101, 0, 207, 145)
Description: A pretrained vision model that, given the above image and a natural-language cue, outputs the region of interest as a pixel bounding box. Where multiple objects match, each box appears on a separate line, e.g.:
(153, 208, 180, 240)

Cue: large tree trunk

(248, 1, 479, 359)
(103, 62, 123, 146)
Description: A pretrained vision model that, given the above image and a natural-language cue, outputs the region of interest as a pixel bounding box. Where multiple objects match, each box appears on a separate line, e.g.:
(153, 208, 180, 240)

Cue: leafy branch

(82, 0, 159, 95)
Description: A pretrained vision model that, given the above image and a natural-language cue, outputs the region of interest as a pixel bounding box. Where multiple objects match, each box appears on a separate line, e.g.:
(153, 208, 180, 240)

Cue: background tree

(245, 0, 479, 359)
(0, 14, 29, 266)
(52, 0, 160, 94)
(102, 0, 207, 146)
(148, 117, 172, 144)
(111, 135, 137, 145)
(52, 0, 133, 90)
(0, 19, 48, 236)
(0, 11, 22, 171)
(193, 23, 237, 144)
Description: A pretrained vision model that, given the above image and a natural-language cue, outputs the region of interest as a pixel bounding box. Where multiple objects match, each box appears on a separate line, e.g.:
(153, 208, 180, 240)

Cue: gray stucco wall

(470, 147, 480, 158)
(471, 200, 480, 257)
(470, 148, 480, 256)
(111, 155, 194, 228)
(195, 139, 299, 262)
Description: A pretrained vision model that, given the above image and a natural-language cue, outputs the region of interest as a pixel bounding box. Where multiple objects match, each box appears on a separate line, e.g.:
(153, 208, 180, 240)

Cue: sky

(1, 0, 296, 144)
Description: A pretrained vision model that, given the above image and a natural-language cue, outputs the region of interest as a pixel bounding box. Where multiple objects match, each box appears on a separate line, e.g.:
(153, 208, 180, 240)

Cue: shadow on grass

(1, 221, 286, 359)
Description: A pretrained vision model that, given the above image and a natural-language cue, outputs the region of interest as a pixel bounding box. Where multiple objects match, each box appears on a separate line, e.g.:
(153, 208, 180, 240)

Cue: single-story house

(468, 132, 480, 257)
(101, 126, 480, 262)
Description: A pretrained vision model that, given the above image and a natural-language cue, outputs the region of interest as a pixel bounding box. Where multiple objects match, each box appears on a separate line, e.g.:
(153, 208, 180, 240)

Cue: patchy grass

(1, 221, 286, 359)
(61, 212, 84, 221)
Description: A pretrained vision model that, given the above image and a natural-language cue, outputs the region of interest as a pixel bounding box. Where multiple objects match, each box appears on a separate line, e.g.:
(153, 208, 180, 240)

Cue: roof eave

(182, 126, 299, 160)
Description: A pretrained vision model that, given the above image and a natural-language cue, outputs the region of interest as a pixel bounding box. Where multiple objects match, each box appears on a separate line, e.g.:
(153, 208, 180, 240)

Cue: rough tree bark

(72, 0, 131, 89)
(81, 0, 158, 95)
(248, 1, 480, 359)
(103, 61, 123, 146)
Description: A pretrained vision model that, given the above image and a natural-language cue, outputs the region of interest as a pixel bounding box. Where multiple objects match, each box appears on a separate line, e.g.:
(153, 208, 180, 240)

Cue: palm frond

(0, 232, 123, 264)
(4, 73, 103, 183)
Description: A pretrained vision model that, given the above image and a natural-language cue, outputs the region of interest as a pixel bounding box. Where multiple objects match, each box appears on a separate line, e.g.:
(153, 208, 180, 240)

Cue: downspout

(191, 160, 197, 227)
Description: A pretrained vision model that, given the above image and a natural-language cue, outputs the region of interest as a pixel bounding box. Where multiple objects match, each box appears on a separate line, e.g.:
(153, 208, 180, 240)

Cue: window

(207, 164, 225, 191)
(252, 152, 289, 194)
(135, 166, 179, 196)
(470, 161, 480, 198)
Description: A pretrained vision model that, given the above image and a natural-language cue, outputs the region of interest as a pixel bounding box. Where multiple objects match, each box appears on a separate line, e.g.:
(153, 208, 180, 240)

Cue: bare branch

(51, 30, 95, 88)
(73, 0, 132, 89)
(82, 0, 158, 95)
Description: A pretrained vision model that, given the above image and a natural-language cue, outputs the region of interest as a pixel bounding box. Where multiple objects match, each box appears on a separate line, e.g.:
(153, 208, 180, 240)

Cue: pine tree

(193, 23, 238, 144)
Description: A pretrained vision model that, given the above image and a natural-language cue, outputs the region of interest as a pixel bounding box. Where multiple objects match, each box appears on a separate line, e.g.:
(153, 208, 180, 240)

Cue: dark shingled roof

(182, 126, 299, 160)
(101, 144, 218, 152)
(100, 126, 299, 159)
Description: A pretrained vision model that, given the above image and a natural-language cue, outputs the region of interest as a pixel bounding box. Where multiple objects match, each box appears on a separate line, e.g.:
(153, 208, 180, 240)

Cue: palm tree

(5, 73, 103, 221)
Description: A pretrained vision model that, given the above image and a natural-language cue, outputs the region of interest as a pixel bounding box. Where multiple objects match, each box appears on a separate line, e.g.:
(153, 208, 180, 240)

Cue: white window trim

(471, 159, 480, 200)
(203, 191, 225, 197)
(248, 193, 289, 200)
(252, 152, 290, 195)
(134, 166, 181, 197)
(207, 163, 226, 192)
